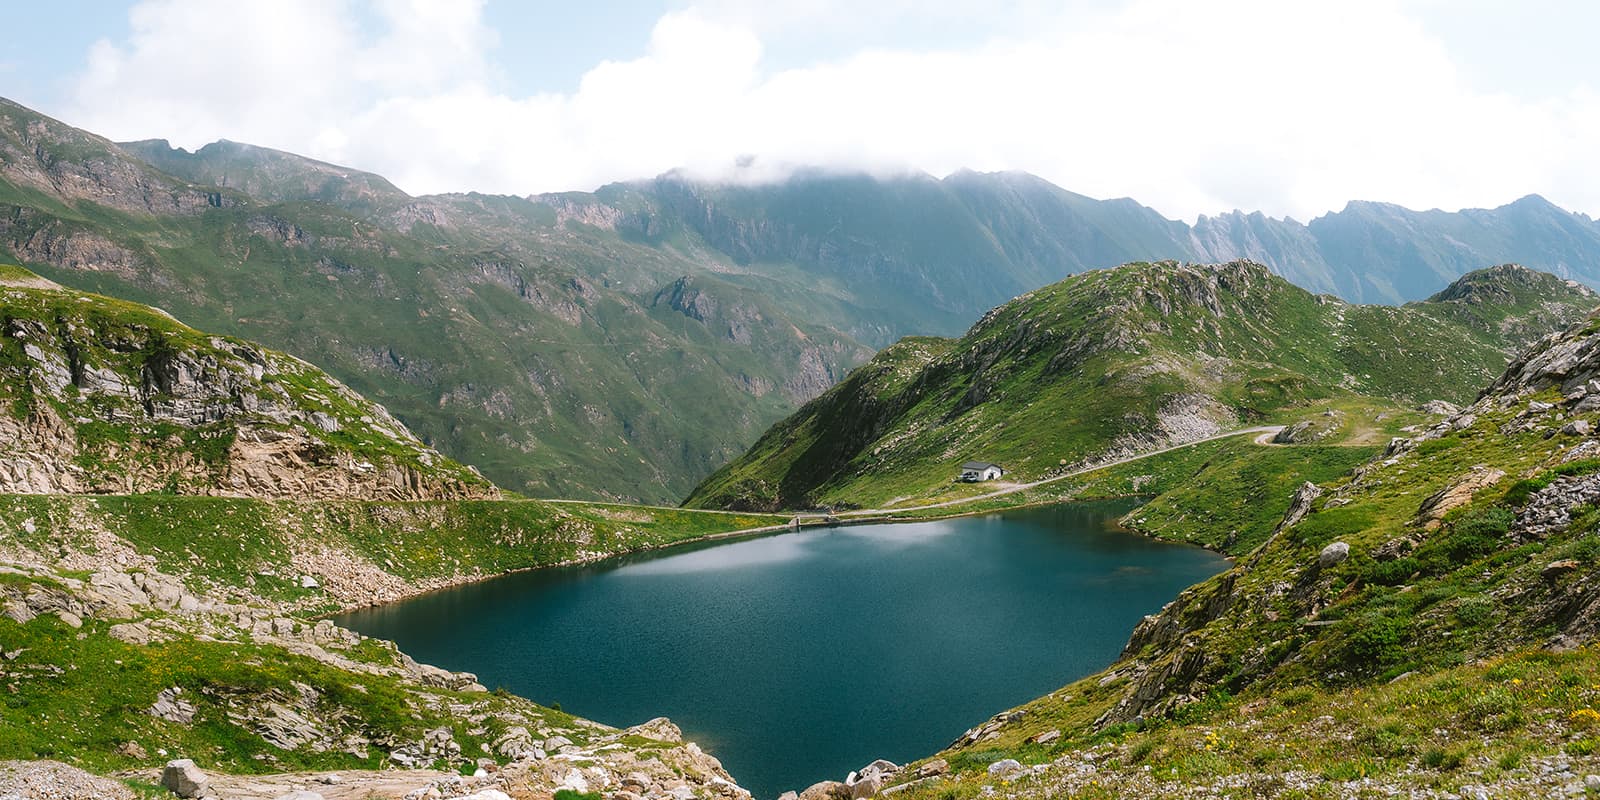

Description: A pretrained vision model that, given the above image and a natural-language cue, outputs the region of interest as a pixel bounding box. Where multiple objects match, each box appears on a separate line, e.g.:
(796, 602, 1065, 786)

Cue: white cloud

(59, 0, 1600, 221)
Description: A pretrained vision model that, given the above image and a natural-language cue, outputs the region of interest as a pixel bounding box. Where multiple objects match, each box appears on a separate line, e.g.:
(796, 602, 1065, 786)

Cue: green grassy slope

(0, 98, 871, 503)
(878, 314, 1600, 798)
(685, 261, 1595, 512)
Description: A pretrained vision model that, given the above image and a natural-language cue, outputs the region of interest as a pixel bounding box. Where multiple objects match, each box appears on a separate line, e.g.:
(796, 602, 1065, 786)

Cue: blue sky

(7, 1, 1600, 221)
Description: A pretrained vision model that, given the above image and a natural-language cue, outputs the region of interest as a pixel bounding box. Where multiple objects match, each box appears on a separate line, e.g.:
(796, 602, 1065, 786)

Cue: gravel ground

(0, 760, 137, 800)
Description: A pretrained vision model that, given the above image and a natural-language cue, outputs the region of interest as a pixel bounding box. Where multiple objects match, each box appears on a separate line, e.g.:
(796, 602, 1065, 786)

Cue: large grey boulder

(160, 759, 210, 798)
(1318, 541, 1350, 568)
(847, 773, 882, 799)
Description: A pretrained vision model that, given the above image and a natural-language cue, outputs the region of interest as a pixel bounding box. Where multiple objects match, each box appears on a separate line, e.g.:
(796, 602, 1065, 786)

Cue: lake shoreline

(335, 502, 1230, 799)
(318, 490, 1228, 619)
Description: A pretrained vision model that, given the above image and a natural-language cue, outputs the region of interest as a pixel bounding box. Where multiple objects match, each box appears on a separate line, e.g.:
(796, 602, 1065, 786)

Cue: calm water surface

(336, 501, 1226, 798)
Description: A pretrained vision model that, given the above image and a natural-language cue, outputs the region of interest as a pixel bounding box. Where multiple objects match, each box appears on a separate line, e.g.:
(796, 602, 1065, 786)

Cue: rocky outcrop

(0, 99, 227, 217)
(0, 279, 495, 500)
(0, 535, 752, 800)
(1483, 316, 1600, 400)
(1412, 466, 1507, 529)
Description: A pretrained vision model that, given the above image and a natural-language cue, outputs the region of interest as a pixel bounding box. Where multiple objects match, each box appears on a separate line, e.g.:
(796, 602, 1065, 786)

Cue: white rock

(160, 759, 210, 798)
(559, 769, 590, 793)
(986, 759, 1024, 780)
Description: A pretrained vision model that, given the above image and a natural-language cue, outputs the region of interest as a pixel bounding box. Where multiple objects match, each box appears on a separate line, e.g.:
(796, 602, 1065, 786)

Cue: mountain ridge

(9, 94, 1600, 502)
(684, 261, 1598, 512)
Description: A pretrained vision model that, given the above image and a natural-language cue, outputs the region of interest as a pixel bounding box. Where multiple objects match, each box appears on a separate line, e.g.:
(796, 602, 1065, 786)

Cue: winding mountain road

(545, 425, 1285, 524)
(832, 425, 1286, 519)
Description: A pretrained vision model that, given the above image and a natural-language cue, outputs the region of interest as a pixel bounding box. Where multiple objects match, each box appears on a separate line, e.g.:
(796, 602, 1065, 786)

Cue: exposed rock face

(1413, 467, 1507, 529)
(0, 280, 495, 501)
(1485, 316, 1600, 399)
(0, 99, 227, 217)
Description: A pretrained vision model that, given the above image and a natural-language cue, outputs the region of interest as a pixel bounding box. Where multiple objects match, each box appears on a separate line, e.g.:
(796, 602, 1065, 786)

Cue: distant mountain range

(2, 95, 1598, 501)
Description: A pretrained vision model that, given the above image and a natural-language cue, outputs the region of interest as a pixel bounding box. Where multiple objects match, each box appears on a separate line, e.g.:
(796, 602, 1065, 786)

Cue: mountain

(0, 263, 492, 500)
(867, 290, 1600, 798)
(7, 95, 1600, 502)
(685, 261, 1597, 511)
(119, 138, 409, 211)
(0, 98, 870, 502)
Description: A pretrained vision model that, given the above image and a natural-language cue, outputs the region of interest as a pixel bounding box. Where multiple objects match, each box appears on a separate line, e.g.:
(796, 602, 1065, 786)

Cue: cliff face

(0, 265, 495, 500)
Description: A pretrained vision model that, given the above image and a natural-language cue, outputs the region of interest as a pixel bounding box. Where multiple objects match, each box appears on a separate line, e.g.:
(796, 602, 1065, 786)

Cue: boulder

(150, 688, 197, 725)
(1272, 421, 1314, 444)
(1373, 536, 1418, 562)
(1028, 729, 1061, 745)
(1543, 559, 1582, 581)
(160, 759, 210, 798)
(491, 726, 538, 760)
(848, 773, 882, 799)
(799, 780, 850, 800)
(559, 769, 590, 793)
(625, 717, 684, 742)
(1564, 420, 1594, 437)
(1418, 400, 1461, 416)
(986, 759, 1024, 780)
(1318, 541, 1350, 568)
(109, 622, 154, 646)
(915, 759, 949, 779)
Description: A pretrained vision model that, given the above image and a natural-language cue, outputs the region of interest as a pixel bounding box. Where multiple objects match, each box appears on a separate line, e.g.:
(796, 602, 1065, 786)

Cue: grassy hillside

(0, 98, 871, 503)
(686, 261, 1595, 512)
(870, 312, 1600, 798)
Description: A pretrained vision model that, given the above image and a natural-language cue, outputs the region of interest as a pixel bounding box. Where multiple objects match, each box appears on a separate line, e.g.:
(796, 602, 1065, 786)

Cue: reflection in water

(337, 501, 1226, 800)
(616, 534, 817, 576)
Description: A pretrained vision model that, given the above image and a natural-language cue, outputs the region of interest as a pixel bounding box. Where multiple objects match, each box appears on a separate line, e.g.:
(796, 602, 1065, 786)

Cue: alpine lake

(335, 500, 1228, 798)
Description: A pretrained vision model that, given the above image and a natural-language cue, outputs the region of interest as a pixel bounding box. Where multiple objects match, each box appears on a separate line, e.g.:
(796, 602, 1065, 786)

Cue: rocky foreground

(0, 535, 751, 800)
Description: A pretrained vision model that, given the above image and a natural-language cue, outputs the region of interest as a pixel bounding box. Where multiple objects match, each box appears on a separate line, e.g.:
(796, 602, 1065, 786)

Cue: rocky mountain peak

(1428, 263, 1595, 304)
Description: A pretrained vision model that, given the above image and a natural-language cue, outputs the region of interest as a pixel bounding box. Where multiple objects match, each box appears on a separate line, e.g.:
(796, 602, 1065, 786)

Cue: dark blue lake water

(335, 501, 1226, 798)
